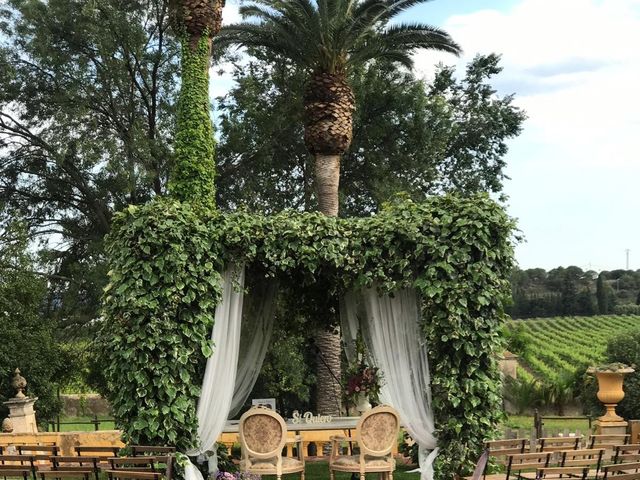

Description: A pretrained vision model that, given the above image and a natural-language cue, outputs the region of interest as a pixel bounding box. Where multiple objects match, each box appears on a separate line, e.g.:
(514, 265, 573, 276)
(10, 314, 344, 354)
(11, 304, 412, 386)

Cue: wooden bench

(603, 462, 640, 480)
(505, 452, 552, 480)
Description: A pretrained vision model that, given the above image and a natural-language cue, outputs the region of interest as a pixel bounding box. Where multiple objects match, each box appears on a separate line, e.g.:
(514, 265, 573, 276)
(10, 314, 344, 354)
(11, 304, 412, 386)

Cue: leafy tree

(217, 0, 460, 217)
(217, 53, 525, 214)
(0, 224, 71, 424)
(0, 0, 180, 329)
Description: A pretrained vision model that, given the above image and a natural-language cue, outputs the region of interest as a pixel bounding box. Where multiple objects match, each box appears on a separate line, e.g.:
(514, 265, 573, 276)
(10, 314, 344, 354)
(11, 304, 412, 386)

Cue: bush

(613, 304, 640, 315)
(604, 329, 640, 420)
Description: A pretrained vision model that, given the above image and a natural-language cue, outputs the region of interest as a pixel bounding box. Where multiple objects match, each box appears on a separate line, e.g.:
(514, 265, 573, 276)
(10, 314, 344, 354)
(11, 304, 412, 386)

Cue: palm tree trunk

(314, 154, 341, 217)
(315, 329, 343, 417)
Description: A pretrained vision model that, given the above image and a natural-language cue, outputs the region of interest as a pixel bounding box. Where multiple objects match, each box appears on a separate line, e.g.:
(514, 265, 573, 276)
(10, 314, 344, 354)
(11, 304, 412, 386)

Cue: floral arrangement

(344, 331, 382, 405)
(216, 471, 261, 480)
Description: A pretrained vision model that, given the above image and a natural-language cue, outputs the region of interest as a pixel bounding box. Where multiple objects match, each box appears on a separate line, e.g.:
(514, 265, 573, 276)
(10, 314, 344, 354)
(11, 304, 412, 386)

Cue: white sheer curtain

(185, 266, 246, 480)
(184, 266, 278, 480)
(341, 288, 438, 480)
(229, 280, 278, 418)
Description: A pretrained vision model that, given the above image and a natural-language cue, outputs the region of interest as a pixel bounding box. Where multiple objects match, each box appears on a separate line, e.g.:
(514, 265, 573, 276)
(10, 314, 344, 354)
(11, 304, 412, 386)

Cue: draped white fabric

(341, 288, 438, 480)
(229, 280, 278, 418)
(185, 267, 246, 480)
(184, 267, 278, 480)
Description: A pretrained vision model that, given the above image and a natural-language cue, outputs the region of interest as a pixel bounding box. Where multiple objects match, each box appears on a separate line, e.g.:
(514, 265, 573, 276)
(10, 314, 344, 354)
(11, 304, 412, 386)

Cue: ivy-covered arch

(101, 193, 514, 478)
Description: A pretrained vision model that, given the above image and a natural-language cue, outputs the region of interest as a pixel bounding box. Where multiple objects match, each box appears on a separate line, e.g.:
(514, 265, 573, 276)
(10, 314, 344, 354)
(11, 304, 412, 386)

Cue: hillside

(510, 315, 640, 382)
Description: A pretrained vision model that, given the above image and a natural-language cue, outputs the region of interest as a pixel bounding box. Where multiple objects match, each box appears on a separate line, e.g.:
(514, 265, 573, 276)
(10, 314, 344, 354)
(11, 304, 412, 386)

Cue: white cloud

(413, 0, 640, 269)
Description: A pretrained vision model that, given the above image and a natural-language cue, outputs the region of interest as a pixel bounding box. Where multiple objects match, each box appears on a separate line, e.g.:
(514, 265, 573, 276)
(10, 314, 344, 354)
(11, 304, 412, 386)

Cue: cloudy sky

(215, 0, 640, 272)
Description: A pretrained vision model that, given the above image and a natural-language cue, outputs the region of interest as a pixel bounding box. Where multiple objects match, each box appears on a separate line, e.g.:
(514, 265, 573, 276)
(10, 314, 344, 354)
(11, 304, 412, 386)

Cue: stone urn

(1, 417, 13, 433)
(589, 364, 635, 422)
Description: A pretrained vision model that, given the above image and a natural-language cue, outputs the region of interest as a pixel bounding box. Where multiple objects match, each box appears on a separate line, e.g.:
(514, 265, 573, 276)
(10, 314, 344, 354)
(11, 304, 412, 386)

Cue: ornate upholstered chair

(239, 406, 305, 480)
(329, 405, 400, 480)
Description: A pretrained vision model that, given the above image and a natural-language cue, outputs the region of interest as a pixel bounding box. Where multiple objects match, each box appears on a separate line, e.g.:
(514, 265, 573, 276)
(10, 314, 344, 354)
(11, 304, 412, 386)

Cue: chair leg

(329, 470, 335, 480)
(389, 471, 393, 480)
(301, 471, 305, 480)
(360, 473, 366, 480)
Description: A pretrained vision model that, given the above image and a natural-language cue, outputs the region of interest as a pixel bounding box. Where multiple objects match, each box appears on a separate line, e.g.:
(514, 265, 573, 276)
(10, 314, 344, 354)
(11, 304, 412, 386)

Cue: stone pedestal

(3, 397, 38, 433)
(595, 420, 628, 436)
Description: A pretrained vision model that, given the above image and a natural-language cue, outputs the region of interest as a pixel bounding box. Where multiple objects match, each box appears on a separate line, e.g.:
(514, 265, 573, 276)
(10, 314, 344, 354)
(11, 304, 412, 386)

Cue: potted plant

(588, 363, 635, 422)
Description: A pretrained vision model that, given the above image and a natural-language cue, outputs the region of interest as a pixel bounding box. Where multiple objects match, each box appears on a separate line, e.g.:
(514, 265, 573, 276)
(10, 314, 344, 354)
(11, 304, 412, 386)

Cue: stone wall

(0, 430, 123, 456)
(61, 394, 111, 417)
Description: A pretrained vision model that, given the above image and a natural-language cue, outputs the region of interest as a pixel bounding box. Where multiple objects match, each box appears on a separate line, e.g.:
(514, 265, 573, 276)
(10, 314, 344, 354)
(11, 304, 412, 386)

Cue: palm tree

(217, 0, 460, 417)
(217, 0, 461, 215)
(168, 0, 226, 202)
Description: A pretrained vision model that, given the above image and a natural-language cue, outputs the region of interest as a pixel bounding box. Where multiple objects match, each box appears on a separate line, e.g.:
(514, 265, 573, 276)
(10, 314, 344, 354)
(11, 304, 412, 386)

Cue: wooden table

(219, 417, 367, 457)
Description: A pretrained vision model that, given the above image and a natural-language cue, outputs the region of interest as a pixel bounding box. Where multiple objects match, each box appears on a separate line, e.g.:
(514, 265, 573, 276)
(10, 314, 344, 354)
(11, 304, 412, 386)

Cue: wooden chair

(17, 446, 59, 460)
(49, 456, 99, 480)
(105, 470, 162, 480)
(129, 447, 175, 457)
(536, 466, 589, 479)
(483, 440, 529, 480)
(39, 472, 91, 480)
(0, 464, 32, 480)
(505, 452, 552, 480)
(329, 405, 400, 480)
(590, 435, 630, 449)
(486, 439, 530, 458)
(0, 455, 35, 480)
(239, 406, 305, 480)
(108, 457, 169, 472)
(537, 437, 582, 453)
(18, 446, 59, 475)
(615, 445, 640, 464)
(558, 448, 605, 478)
(603, 462, 640, 480)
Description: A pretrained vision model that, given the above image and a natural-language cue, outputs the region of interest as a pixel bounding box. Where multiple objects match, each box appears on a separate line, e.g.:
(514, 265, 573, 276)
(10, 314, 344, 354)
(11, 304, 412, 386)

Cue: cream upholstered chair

(329, 405, 400, 480)
(239, 406, 305, 480)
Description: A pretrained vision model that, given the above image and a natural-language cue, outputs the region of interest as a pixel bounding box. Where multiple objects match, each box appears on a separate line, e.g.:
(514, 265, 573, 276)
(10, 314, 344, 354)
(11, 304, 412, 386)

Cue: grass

(502, 415, 593, 434)
(46, 415, 116, 432)
(293, 461, 417, 480)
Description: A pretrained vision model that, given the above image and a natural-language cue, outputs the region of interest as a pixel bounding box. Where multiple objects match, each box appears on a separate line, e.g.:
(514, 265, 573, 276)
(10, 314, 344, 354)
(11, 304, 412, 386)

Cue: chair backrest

(355, 405, 400, 457)
(604, 462, 640, 480)
(505, 452, 551, 480)
(51, 456, 99, 471)
(18, 445, 59, 459)
(590, 435, 630, 449)
(129, 447, 175, 457)
(559, 448, 605, 474)
(105, 470, 163, 480)
(616, 445, 640, 463)
(76, 446, 121, 458)
(537, 466, 589, 479)
(537, 437, 581, 452)
(485, 439, 529, 457)
(0, 454, 35, 466)
(109, 457, 169, 472)
(239, 406, 287, 460)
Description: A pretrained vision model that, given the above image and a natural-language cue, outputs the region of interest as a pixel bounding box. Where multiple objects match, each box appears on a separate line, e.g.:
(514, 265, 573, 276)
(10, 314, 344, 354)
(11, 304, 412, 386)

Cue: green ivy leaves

(101, 193, 515, 477)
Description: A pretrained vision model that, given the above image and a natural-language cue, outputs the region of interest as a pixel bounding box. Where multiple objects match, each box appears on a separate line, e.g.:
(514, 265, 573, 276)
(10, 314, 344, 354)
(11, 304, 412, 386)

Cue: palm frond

(215, 0, 459, 74)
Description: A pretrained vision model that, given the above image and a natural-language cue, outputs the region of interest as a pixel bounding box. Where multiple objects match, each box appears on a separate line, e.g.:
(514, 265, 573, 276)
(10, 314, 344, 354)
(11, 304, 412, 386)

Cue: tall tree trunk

(314, 154, 341, 217)
(315, 328, 343, 417)
(303, 71, 355, 417)
(168, 0, 224, 203)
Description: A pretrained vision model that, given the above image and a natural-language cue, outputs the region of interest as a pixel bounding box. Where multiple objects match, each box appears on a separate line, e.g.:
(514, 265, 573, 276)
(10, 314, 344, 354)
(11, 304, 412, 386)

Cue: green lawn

(47, 415, 116, 431)
(290, 461, 417, 480)
(502, 415, 593, 434)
